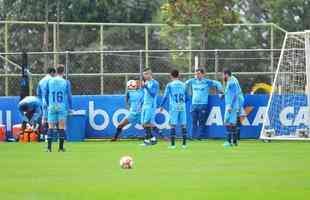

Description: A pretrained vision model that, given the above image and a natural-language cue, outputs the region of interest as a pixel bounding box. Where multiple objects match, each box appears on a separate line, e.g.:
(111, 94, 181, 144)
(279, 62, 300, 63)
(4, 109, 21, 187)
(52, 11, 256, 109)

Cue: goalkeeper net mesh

(261, 31, 310, 140)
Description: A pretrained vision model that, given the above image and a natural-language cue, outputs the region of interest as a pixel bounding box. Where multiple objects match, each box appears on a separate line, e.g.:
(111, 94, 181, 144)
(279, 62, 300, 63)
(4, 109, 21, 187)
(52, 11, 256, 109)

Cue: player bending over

(222, 69, 244, 147)
(45, 66, 72, 152)
(111, 80, 144, 141)
(36, 67, 56, 141)
(186, 68, 222, 140)
(160, 69, 188, 149)
(141, 68, 159, 146)
(18, 96, 42, 138)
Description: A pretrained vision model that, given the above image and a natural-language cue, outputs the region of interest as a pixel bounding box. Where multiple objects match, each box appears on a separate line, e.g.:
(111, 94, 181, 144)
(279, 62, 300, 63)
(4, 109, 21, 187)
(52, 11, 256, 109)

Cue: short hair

(46, 67, 56, 74)
(20, 104, 28, 112)
(170, 69, 179, 78)
(57, 66, 65, 74)
(223, 68, 232, 76)
(195, 68, 205, 74)
(143, 67, 152, 72)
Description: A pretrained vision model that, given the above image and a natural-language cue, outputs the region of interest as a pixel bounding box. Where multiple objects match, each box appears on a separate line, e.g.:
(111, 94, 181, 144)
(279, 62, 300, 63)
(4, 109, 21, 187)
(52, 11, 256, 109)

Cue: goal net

(260, 31, 310, 140)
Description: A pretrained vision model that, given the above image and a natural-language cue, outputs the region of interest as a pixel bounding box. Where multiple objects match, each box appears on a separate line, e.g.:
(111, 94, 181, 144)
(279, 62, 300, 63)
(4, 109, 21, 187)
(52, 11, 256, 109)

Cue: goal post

(260, 30, 310, 140)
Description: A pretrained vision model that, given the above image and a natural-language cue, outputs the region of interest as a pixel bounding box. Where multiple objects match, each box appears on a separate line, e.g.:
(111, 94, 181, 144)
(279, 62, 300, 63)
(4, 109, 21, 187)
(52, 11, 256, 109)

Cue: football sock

(170, 128, 176, 146)
(47, 129, 53, 151)
(58, 129, 65, 150)
(182, 127, 187, 146)
(232, 126, 238, 145)
(226, 126, 232, 144)
(145, 127, 152, 140)
(114, 127, 122, 139)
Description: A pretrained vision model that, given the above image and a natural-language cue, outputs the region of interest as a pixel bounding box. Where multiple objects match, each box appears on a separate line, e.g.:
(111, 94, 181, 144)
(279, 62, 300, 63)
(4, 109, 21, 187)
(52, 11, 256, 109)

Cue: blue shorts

(141, 107, 156, 125)
(127, 112, 141, 125)
(48, 110, 68, 123)
(224, 107, 238, 125)
(170, 110, 186, 126)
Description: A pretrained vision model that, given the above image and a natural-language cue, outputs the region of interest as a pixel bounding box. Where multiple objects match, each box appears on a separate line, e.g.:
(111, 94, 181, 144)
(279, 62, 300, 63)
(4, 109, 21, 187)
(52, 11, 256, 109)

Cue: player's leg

(191, 108, 199, 140)
(169, 125, 176, 148)
(141, 109, 151, 145)
(225, 125, 233, 146)
(236, 115, 241, 143)
(58, 119, 66, 152)
(198, 107, 208, 140)
(141, 108, 156, 145)
(111, 118, 129, 141)
(47, 111, 57, 152)
(180, 111, 187, 148)
(169, 111, 177, 148)
(41, 107, 48, 142)
(231, 125, 238, 146)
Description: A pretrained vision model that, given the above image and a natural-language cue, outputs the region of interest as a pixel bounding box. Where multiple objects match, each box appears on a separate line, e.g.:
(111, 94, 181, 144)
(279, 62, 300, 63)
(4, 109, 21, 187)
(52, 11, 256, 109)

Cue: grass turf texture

(0, 140, 309, 200)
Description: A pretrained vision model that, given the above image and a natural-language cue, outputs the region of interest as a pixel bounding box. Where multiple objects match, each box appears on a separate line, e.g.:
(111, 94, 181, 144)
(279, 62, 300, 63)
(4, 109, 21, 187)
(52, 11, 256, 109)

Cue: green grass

(0, 140, 310, 200)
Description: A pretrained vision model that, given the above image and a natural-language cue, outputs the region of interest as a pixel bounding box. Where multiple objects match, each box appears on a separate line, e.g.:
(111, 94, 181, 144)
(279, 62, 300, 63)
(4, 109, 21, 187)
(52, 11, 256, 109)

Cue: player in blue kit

(160, 69, 188, 148)
(141, 68, 159, 146)
(18, 96, 42, 135)
(222, 69, 244, 147)
(45, 66, 72, 152)
(186, 68, 222, 140)
(36, 67, 56, 140)
(111, 80, 144, 141)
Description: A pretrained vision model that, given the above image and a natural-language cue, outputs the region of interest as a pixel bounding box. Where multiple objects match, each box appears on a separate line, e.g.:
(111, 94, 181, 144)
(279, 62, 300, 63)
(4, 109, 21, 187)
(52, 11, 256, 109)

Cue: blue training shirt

(142, 79, 159, 109)
(224, 75, 243, 111)
(161, 80, 187, 112)
(18, 96, 42, 122)
(45, 76, 72, 112)
(126, 89, 144, 113)
(186, 77, 222, 107)
(36, 74, 53, 105)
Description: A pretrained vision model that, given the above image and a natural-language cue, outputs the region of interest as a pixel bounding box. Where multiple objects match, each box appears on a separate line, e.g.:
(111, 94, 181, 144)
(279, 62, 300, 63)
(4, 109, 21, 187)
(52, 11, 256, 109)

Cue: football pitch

(0, 140, 309, 200)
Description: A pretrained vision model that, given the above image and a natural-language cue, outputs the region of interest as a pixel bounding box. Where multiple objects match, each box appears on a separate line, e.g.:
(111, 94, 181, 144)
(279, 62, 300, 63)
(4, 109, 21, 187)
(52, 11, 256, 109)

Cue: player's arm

(185, 79, 192, 97)
(160, 85, 170, 111)
(143, 81, 158, 98)
(44, 81, 50, 107)
(36, 84, 42, 99)
(31, 106, 42, 124)
(66, 81, 73, 110)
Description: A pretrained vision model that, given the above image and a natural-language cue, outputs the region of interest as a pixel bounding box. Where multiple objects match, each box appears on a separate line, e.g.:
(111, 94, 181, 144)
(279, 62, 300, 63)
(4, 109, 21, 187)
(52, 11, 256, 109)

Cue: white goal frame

(260, 30, 310, 141)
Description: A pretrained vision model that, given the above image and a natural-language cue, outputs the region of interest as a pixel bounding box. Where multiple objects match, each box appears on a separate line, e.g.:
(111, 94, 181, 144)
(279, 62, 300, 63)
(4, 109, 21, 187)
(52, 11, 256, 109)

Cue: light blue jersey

(161, 80, 187, 125)
(18, 96, 42, 124)
(186, 78, 222, 109)
(45, 76, 72, 123)
(224, 75, 244, 124)
(36, 75, 53, 118)
(142, 79, 159, 109)
(141, 79, 159, 124)
(127, 89, 144, 113)
(126, 89, 144, 124)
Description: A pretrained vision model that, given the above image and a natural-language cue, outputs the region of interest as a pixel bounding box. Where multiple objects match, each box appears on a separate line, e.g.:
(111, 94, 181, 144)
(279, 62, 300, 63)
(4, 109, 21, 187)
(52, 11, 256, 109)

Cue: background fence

(0, 21, 287, 96)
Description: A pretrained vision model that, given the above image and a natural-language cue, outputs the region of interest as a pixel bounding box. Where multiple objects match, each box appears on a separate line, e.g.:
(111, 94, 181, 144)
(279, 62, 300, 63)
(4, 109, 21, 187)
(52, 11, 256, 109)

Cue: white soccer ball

(120, 156, 133, 169)
(127, 80, 137, 90)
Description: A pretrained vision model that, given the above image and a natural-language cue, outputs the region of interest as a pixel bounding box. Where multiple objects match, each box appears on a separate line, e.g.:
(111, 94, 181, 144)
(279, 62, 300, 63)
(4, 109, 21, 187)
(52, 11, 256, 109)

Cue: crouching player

(222, 69, 244, 147)
(160, 70, 187, 149)
(111, 80, 144, 141)
(141, 68, 159, 146)
(18, 96, 42, 137)
(45, 66, 72, 152)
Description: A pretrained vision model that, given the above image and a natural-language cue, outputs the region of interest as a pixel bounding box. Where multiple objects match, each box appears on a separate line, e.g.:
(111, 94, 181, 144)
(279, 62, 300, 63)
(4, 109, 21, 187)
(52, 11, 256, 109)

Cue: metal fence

(0, 49, 282, 96)
(0, 21, 287, 96)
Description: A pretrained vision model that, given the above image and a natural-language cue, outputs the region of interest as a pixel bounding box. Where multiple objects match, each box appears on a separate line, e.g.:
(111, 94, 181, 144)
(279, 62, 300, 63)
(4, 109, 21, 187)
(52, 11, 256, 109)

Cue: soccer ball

(120, 156, 133, 169)
(127, 80, 137, 90)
